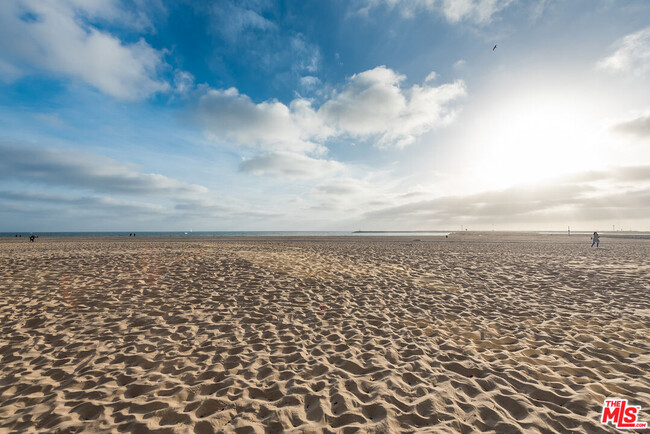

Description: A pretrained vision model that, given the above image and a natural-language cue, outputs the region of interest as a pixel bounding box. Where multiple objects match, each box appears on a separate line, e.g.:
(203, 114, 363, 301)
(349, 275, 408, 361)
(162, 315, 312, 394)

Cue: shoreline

(2, 232, 649, 244)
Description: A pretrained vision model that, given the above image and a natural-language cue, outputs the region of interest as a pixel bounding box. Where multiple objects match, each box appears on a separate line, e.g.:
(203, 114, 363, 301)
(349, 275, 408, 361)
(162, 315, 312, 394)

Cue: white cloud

(598, 27, 650, 77)
(239, 152, 343, 178)
(0, 141, 232, 229)
(612, 114, 650, 138)
(0, 142, 207, 196)
(356, 0, 514, 24)
(291, 33, 321, 74)
(0, 0, 169, 99)
(529, 0, 551, 23)
(315, 178, 368, 196)
(299, 75, 322, 92)
(195, 65, 465, 178)
(173, 70, 195, 94)
(210, 1, 277, 41)
(0, 190, 166, 214)
(0, 58, 22, 82)
(309, 173, 421, 216)
(196, 66, 464, 153)
(206, 2, 321, 92)
(321, 67, 407, 136)
(442, 0, 515, 24)
(196, 88, 329, 154)
(174, 197, 279, 220)
(33, 112, 67, 128)
(363, 166, 650, 228)
(424, 71, 438, 82)
(310, 177, 385, 212)
(320, 66, 466, 148)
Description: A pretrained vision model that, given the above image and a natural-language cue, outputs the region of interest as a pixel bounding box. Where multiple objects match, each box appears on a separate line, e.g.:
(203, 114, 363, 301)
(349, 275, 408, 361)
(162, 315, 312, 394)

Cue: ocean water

(1, 231, 452, 238)
(539, 231, 650, 238)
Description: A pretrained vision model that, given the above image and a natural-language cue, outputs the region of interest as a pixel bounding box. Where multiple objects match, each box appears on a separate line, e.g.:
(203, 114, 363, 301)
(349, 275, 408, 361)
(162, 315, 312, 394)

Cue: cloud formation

(290, 33, 321, 75)
(196, 66, 465, 154)
(320, 66, 466, 148)
(239, 152, 343, 178)
(599, 27, 650, 77)
(173, 70, 195, 94)
(174, 198, 278, 220)
(315, 178, 368, 196)
(0, 143, 265, 230)
(0, 143, 207, 196)
(612, 114, 650, 138)
(0, 190, 166, 214)
(205, 0, 322, 95)
(309, 175, 407, 216)
(0, 0, 169, 99)
(357, 0, 515, 24)
(210, 0, 277, 41)
(196, 88, 328, 154)
(364, 166, 650, 227)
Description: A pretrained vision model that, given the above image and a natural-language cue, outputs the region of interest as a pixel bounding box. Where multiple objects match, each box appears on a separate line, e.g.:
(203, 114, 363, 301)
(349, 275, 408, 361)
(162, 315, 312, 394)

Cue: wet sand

(1, 234, 649, 433)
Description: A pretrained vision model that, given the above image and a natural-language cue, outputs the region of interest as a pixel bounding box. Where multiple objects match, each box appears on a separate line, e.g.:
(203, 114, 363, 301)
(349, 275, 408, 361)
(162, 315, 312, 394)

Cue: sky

(1, 0, 649, 232)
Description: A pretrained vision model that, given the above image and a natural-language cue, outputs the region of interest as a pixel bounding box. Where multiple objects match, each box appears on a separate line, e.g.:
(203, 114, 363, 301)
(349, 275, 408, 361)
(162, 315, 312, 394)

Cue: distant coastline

(1, 231, 453, 238)
(2, 230, 649, 239)
(352, 231, 452, 236)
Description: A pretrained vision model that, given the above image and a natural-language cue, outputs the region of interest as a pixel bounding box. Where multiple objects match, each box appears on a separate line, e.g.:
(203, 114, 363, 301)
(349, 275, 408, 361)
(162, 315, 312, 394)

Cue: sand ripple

(1, 235, 648, 432)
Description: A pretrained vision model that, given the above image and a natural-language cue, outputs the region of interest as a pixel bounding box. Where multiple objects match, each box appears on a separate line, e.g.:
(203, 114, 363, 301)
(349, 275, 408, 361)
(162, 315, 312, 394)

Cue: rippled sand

(1, 234, 649, 433)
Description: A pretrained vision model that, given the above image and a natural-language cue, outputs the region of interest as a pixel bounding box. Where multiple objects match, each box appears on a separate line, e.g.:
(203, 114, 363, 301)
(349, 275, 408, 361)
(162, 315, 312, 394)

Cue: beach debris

(469, 374, 474, 378)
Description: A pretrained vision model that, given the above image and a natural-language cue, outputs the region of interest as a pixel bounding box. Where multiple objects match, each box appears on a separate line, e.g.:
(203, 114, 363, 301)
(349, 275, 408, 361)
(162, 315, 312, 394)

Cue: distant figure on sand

(29, 235, 35, 243)
(591, 232, 600, 248)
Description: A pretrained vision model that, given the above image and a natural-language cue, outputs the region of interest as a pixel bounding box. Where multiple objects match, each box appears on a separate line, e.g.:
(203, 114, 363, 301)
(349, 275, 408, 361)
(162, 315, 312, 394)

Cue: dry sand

(0, 234, 649, 433)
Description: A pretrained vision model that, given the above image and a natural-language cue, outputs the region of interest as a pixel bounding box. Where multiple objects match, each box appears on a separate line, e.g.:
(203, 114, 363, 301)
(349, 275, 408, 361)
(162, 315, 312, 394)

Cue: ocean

(0, 231, 452, 238)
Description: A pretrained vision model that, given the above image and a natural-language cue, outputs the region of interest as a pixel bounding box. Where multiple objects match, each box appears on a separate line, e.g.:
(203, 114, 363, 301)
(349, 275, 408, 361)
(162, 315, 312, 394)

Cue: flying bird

(493, 44, 497, 51)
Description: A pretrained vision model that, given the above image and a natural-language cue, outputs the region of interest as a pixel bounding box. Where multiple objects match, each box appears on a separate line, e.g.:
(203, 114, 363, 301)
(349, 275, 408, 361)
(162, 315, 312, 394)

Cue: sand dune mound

(1, 236, 648, 432)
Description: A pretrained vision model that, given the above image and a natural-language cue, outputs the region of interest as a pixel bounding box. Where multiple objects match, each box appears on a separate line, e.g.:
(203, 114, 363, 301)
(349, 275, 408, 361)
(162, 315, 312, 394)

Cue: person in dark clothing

(591, 232, 600, 248)
(29, 235, 35, 242)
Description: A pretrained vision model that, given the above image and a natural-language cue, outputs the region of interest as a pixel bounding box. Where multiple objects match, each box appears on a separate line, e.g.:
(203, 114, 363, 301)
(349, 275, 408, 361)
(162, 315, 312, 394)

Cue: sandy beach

(1, 234, 648, 433)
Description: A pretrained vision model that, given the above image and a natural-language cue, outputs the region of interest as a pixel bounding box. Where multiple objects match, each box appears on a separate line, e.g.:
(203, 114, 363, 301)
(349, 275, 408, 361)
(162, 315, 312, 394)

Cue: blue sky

(1, 0, 649, 231)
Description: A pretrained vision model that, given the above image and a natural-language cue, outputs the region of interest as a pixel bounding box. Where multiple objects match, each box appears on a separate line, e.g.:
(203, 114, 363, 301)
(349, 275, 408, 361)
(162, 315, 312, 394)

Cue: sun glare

(467, 93, 605, 191)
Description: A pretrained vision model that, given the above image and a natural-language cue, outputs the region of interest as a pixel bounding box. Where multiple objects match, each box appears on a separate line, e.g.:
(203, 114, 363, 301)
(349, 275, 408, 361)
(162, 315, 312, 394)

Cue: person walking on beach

(591, 231, 600, 248)
(29, 235, 35, 243)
